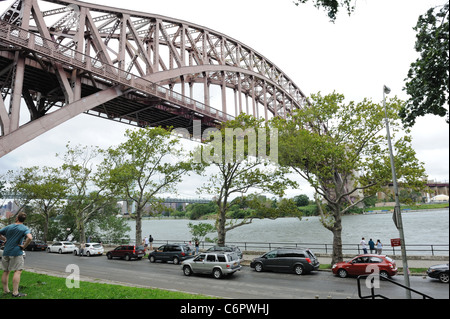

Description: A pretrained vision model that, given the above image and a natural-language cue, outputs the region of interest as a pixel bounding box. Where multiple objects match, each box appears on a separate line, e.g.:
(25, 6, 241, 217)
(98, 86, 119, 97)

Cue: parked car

(181, 252, 242, 279)
(106, 245, 145, 261)
(250, 247, 320, 275)
(427, 264, 449, 283)
(47, 241, 76, 254)
(332, 254, 398, 278)
(149, 243, 194, 264)
(74, 243, 104, 257)
(206, 245, 243, 259)
(25, 240, 48, 251)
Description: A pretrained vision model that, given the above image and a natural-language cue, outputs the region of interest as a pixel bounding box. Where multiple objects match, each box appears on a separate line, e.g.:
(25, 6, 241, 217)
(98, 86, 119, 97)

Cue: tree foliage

(196, 114, 297, 246)
(294, 0, 356, 21)
(402, 3, 449, 126)
(272, 92, 427, 264)
(101, 127, 201, 245)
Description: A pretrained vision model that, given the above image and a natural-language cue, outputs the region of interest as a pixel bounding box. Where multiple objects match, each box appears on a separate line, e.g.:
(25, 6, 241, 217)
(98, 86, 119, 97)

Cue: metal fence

(110, 238, 449, 257)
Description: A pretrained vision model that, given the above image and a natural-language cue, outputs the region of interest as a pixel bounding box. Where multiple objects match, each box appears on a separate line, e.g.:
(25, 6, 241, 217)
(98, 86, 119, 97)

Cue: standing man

(0, 212, 32, 297)
(360, 237, 368, 254)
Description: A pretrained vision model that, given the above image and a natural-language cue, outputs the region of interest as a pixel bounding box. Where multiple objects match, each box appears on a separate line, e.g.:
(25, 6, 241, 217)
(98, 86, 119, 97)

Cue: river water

(126, 209, 449, 254)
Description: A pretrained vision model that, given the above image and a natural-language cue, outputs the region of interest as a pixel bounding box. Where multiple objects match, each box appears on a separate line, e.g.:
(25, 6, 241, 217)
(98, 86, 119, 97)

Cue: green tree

(402, 3, 449, 126)
(188, 222, 216, 243)
(272, 92, 427, 265)
(102, 127, 201, 245)
(294, 0, 356, 21)
(294, 194, 310, 207)
(58, 144, 115, 244)
(6, 166, 68, 242)
(196, 114, 297, 246)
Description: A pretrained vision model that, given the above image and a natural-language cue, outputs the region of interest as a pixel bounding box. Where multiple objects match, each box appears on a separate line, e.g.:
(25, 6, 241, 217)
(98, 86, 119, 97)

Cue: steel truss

(0, 0, 308, 157)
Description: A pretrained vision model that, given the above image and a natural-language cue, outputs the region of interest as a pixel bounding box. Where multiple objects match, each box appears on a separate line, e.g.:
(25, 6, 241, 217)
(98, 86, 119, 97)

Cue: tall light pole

(383, 85, 411, 299)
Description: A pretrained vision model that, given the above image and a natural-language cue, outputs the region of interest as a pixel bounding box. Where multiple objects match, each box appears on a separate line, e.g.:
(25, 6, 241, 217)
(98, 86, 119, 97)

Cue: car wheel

(58, 249, 62, 254)
(73, 250, 77, 256)
(254, 262, 263, 272)
(439, 272, 449, 283)
(213, 268, 222, 279)
(338, 269, 348, 278)
(294, 264, 304, 275)
(47, 248, 51, 253)
(183, 266, 192, 276)
(107, 253, 112, 260)
(173, 256, 180, 265)
(380, 271, 389, 279)
(125, 254, 131, 261)
(149, 255, 156, 263)
(87, 251, 91, 257)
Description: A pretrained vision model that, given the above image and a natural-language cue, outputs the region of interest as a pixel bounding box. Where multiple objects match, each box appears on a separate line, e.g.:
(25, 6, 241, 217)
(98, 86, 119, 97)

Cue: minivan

(250, 247, 320, 275)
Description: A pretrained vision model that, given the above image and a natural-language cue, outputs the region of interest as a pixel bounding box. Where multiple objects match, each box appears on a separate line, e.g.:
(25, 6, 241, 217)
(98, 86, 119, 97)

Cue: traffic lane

(23, 251, 449, 299)
(24, 251, 359, 298)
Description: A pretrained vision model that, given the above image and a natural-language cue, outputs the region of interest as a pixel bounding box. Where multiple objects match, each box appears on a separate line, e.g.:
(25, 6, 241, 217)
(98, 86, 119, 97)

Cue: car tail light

(181, 252, 185, 256)
(226, 264, 230, 268)
(306, 258, 311, 264)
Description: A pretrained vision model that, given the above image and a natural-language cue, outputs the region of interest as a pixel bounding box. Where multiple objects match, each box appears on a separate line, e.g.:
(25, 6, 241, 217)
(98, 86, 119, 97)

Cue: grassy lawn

(0, 271, 214, 299)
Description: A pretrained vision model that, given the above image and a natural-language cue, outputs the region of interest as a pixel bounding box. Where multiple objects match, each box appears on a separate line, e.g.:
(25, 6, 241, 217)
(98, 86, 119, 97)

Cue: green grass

(0, 271, 214, 299)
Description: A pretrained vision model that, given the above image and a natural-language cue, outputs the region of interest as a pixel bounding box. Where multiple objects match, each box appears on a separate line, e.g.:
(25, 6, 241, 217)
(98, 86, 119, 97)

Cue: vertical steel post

(383, 85, 411, 299)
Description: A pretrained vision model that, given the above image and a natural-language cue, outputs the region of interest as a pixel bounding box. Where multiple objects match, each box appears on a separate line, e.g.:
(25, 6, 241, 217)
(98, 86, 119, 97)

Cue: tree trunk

(331, 215, 343, 265)
(216, 205, 227, 247)
(135, 206, 142, 246)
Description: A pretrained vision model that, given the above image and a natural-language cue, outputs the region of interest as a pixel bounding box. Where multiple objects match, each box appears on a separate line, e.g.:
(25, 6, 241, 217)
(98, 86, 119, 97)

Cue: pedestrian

(79, 242, 85, 257)
(360, 237, 368, 254)
(376, 240, 383, 255)
(144, 236, 149, 251)
(368, 238, 375, 254)
(149, 235, 153, 250)
(195, 240, 199, 255)
(0, 212, 32, 297)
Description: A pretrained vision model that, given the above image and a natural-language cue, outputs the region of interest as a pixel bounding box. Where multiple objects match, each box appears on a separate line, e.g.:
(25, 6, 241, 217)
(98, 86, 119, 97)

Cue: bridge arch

(0, 0, 308, 157)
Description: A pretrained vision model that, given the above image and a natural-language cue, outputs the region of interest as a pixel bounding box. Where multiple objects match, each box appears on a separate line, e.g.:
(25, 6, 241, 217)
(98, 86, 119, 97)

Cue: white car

(74, 243, 104, 256)
(47, 241, 76, 254)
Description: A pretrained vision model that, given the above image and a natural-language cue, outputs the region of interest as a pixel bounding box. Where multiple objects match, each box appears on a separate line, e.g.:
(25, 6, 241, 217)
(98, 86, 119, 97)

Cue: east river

(126, 209, 449, 255)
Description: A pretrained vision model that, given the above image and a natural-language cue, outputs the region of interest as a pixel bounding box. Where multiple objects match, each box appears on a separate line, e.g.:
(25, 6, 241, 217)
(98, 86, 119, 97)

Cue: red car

(332, 254, 398, 278)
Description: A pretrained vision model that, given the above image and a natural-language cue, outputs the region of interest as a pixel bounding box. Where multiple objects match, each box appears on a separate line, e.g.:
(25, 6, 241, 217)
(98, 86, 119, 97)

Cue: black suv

(148, 243, 194, 264)
(106, 245, 145, 261)
(250, 247, 320, 275)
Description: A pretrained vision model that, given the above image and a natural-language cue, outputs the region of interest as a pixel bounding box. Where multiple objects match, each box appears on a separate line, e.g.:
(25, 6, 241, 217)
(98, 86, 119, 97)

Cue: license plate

(138, 254, 144, 257)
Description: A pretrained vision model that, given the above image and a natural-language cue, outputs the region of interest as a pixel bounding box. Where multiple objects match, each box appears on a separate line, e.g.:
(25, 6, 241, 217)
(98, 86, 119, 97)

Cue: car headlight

(332, 264, 337, 269)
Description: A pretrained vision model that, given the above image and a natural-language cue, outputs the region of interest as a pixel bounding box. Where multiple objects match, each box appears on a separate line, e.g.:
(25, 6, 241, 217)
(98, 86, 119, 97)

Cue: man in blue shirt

(0, 212, 32, 297)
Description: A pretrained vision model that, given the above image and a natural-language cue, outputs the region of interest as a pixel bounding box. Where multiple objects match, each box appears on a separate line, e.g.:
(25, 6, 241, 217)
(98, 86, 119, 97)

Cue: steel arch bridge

(0, 0, 308, 157)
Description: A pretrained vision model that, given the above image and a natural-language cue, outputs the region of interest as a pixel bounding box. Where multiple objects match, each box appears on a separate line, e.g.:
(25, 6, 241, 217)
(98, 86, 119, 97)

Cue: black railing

(357, 275, 434, 299)
(111, 238, 449, 257)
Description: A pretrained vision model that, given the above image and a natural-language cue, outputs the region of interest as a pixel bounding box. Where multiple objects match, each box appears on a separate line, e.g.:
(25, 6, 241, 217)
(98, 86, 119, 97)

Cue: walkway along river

(124, 209, 449, 256)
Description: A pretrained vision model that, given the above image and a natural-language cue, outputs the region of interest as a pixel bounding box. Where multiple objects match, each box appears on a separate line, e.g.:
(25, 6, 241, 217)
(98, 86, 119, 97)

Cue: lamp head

(384, 85, 391, 95)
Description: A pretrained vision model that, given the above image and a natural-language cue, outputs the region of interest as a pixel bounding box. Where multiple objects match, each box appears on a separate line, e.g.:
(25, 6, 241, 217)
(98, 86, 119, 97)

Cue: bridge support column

(0, 86, 124, 158)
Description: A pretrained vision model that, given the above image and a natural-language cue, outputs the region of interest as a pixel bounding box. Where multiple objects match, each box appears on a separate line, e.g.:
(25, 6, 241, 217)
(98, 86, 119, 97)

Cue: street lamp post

(383, 85, 411, 299)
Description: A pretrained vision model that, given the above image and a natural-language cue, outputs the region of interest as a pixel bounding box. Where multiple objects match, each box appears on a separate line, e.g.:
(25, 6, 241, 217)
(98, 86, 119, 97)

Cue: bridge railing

(0, 20, 235, 124)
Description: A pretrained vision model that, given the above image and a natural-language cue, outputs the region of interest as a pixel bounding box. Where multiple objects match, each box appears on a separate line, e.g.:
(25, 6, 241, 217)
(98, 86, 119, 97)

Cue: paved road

(23, 251, 448, 299)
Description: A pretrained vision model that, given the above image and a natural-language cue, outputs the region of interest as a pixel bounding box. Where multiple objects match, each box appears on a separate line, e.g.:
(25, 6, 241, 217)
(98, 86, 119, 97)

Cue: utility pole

(383, 85, 412, 299)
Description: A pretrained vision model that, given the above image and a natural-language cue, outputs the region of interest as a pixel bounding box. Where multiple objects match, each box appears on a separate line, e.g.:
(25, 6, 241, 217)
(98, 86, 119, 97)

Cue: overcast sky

(0, 0, 448, 200)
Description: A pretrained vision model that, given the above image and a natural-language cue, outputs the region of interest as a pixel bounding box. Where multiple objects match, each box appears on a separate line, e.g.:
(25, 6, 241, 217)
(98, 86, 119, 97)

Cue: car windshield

(92, 244, 102, 248)
(136, 245, 144, 250)
(63, 242, 73, 245)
